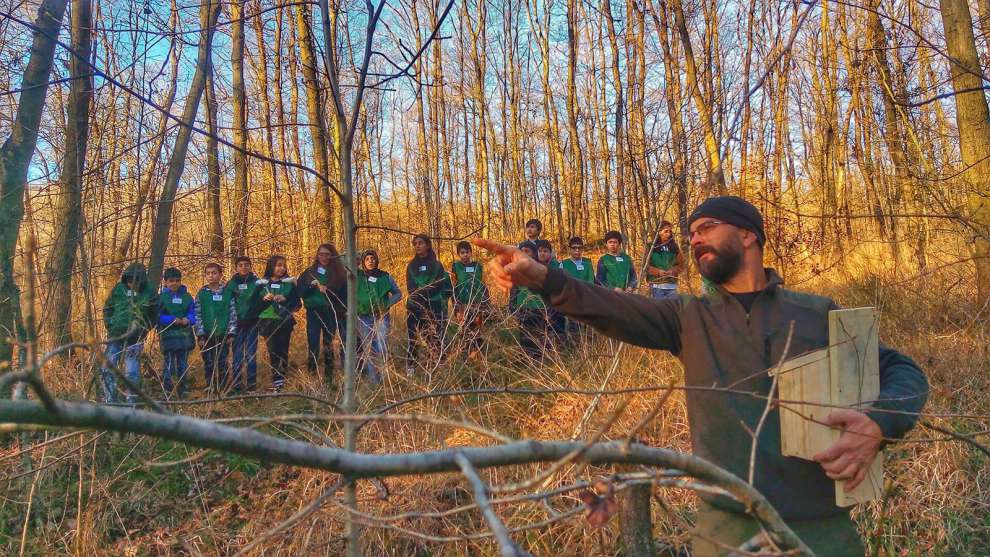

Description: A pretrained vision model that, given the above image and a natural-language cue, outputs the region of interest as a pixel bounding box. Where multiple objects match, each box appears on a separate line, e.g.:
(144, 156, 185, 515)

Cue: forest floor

(1, 260, 988, 556)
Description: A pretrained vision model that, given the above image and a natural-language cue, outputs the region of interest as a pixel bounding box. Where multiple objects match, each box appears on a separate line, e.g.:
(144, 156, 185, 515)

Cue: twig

(232, 477, 346, 557)
(455, 453, 531, 557)
(750, 322, 794, 485)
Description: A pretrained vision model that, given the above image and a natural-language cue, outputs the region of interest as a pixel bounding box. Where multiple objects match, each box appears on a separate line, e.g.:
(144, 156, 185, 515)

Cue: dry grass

(2, 243, 989, 556)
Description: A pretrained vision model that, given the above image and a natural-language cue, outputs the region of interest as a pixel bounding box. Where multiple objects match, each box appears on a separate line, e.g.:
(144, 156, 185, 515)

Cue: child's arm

(387, 276, 403, 308)
(628, 262, 638, 289)
(185, 297, 197, 326)
(102, 291, 115, 333)
(595, 259, 607, 287)
(194, 295, 205, 336)
(226, 298, 238, 336)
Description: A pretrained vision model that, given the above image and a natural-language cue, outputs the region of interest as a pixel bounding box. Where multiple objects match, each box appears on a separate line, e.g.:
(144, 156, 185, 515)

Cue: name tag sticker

(576, 264, 584, 271)
(317, 267, 326, 275)
(270, 284, 281, 289)
(466, 266, 475, 273)
(172, 297, 182, 304)
(238, 284, 247, 290)
(368, 276, 378, 283)
(126, 290, 135, 297)
(212, 294, 223, 301)
(615, 257, 624, 262)
(419, 265, 427, 272)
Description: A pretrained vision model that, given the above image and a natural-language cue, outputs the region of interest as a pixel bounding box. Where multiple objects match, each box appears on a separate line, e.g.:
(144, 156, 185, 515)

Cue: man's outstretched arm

(473, 238, 682, 353)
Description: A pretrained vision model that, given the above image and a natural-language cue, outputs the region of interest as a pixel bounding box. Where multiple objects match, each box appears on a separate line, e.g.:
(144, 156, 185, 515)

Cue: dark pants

(455, 303, 488, 354)
(200, 335, 231, 392)
(406, 301, 448, 365)
(232, 322, 259, 390)
(516, 309, 550, 358)
(305, 306, 344, 374)
(691, 502, 865, 557)
(162, 349, 190, 398)
(260, 318, 294, 388)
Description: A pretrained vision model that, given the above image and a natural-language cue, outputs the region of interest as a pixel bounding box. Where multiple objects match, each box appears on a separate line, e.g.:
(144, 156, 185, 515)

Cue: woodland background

(0, 0, 988, 554)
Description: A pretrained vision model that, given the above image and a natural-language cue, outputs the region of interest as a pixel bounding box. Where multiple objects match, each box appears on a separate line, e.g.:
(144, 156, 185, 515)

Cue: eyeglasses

(688, 220, 728, 240)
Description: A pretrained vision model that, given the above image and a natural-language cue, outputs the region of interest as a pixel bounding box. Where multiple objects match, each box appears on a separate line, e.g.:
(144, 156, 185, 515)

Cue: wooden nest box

(771, 307, 883, 507)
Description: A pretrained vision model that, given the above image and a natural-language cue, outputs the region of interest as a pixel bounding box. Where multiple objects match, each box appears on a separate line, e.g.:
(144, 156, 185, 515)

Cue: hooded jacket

(102, 262, 158, 345)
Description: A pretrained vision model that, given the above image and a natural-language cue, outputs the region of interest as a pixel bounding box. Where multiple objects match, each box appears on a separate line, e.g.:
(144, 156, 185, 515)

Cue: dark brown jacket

(538, 267, 928, 520)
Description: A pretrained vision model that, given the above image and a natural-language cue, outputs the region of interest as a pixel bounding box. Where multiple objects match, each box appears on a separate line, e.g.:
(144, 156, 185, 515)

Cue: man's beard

(694, 243, 742, 284)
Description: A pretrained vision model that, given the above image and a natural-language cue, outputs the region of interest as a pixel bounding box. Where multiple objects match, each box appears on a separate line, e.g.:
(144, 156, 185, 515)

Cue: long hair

(263, 255, 288, 279)
(411, 233, 436, 262)
(313, 243, 346, 289)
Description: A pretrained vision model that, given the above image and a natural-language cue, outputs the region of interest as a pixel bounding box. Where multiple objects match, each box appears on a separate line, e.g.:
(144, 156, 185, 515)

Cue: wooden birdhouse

(771, 307, 883, 507)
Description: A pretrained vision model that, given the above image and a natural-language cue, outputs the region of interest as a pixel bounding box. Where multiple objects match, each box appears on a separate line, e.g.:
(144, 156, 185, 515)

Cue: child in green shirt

(158, 267, 196, 399)
(405, 234, 452, 375)
(195, 262, 238, 393)
(645, 221, 684, 300)
(596, 230, 637, 291)
(451, 240, 490, 359)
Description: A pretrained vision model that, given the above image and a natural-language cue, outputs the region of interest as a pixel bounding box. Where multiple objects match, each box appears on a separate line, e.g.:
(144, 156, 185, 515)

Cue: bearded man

(474, 196, 928, 556)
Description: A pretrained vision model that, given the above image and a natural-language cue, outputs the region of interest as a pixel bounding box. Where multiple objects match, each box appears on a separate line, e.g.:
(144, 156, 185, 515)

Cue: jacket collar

(706, 268, 784, 305)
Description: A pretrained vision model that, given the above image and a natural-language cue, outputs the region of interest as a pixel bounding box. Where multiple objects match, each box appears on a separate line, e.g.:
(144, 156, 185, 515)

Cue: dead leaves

(577, 481, 617, 528)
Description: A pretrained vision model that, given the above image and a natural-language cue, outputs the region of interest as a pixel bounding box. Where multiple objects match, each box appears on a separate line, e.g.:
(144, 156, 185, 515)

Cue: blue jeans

(102, 341, 143, 404)
(162, 349, 190, 397)
(650, 283, 678, 300)
(232, 324, 259, 390)
(358, 314, 390, 383)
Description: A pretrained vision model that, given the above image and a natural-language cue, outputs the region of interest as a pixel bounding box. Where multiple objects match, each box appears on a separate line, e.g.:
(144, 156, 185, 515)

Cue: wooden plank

(828, 308, 882, 507)
(773, 348, 829, 459)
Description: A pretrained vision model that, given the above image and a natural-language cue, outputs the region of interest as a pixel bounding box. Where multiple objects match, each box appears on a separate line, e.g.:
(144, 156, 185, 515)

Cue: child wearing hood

(257, 255, 301, 392)
(101, 262, 159, 403)
(405, 234, 452, 376)
(158, 267, 197, 399)
(356, 248, 402, 383)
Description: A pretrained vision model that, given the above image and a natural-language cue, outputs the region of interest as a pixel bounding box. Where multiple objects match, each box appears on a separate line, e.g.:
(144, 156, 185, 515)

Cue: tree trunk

(669, 0, 726, 195)
(204, 66, 224, 259)
(940, 0, 990, 303)
(229, 0, 250, 261)
(44, 0, 93, 352)
(147, 0, 221, 286)
(0, 0, 69, 371)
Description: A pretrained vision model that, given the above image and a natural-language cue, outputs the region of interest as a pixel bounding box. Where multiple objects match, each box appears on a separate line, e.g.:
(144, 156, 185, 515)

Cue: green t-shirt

(598, 253, 635, 289)
(356, 270, 395, 316)
(648, 240, 679, 284)
(452, 261, 487, 305)
(560, 257, 594, 283)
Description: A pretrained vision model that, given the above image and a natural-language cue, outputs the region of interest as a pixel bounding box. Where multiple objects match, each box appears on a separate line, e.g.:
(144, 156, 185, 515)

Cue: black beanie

(688, 196, 766, 247)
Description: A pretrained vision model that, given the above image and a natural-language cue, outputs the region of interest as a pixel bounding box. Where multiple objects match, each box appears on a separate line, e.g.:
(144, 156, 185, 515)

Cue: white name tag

(126, 290, 135, 297)
(615, 257, 624, 262)
(465, 266, 475, 273)
(419, 265, 427, 272)
(238, 284, 247, 290)
(270, 284, 281, 289)
(172, 297, 182, 304)
(368, 276, 378, 283)
(212, 294, 223, 301)
(576, 264, 584, 271)
(317, 267, 326, 275)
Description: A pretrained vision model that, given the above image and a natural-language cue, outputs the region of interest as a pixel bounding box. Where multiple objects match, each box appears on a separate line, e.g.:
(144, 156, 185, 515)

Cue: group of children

(99, 237, 491, 402)
(98, 221, 681, 402)
(506, 219, 684, 357)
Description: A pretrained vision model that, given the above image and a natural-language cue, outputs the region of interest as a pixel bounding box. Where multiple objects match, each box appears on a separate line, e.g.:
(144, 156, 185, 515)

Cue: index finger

(472, 238, 515, 256)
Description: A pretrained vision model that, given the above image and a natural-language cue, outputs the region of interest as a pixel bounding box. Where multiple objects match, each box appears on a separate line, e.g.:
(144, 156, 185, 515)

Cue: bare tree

(0, 0, 68, 374)
(43, 0, 94, 352)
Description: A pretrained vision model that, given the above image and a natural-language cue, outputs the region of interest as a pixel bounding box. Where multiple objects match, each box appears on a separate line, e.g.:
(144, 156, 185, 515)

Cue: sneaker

(271, 381, 285, 393)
